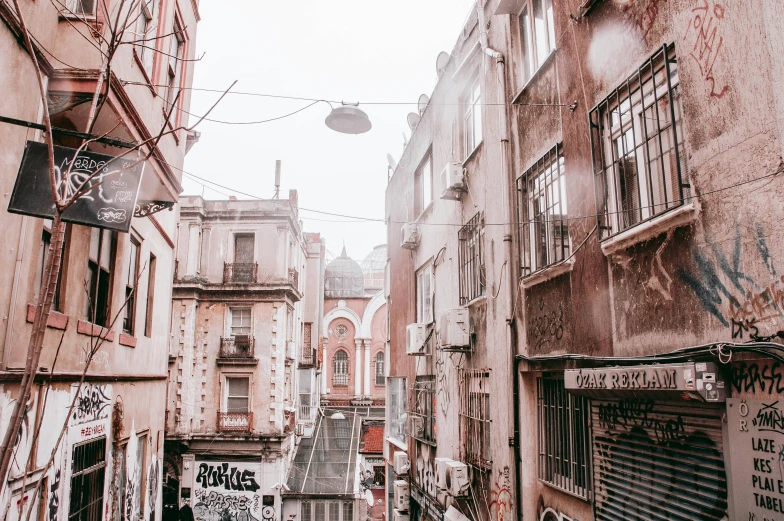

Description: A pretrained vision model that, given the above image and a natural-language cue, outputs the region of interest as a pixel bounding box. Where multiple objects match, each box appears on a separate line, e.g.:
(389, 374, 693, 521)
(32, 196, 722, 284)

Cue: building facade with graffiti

(386, 1, 784, 520)
(165, 195, 326, 521)
(0, 0, 201, 518)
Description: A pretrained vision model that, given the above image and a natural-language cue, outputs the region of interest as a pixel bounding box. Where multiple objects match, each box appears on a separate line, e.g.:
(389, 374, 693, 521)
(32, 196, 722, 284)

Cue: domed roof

(325, 247, 365, 298)
(360, 244, 387, 274)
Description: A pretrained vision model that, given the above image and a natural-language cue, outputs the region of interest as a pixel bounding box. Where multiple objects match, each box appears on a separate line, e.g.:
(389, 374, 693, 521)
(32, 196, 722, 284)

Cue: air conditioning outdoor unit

(445, 460, 469, 497)
(408, 415, 425, 438)
(440, 162, 466, 200)
(401, 223, 420, 249)
(394, 480, 410, 511)
(406, 323, 429, 355)
(437, 309, 470, 351)
(394, 451, 410, 475)
(393, 510, 410, 521)
(435, 457, 452, 490)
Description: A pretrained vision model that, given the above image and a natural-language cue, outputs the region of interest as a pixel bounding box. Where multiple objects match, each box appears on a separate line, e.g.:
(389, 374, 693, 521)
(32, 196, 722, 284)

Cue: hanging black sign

(7, 141, 143, 232)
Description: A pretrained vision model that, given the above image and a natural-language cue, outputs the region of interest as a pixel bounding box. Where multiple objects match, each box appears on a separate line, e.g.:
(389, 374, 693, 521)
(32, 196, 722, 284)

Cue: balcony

(217, 336, 257, 365)
(217, 412, 253, 433)
(299, 347, 317, 368)
(223, 263, 258, 283)
(288, 267, 299, 288)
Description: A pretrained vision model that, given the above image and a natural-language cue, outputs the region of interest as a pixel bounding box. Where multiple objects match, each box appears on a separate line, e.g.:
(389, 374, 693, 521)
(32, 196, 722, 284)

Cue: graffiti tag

(196, 463, 260, 492)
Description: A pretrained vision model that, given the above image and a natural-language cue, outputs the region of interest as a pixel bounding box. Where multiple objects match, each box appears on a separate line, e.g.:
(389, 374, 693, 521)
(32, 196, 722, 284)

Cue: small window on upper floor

(86, 228, 117, 327)
(463, 77, 483, 158)
(518, 0, 556, 86)
(224, 376, 251, 413)
(164, 20, 185, 114)
(414, 151, 433, 217)
(136, 0, 157, 78)
(64, 0, 95, 16)
(123, 235, 141, 335)
(416, 263, 433, 324)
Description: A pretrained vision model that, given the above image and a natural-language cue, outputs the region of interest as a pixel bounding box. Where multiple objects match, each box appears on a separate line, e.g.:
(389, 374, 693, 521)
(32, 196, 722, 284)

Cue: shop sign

(411, 483, 444, 521)
(7, 141, 143, 232)
(727, 398, 784, 519)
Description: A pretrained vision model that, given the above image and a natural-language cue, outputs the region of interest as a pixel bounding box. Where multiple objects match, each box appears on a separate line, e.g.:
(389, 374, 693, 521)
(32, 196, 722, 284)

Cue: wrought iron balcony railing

(219, 336, 255, 358)
(217, 411, 253, 432)
(223, 263, 257, 283)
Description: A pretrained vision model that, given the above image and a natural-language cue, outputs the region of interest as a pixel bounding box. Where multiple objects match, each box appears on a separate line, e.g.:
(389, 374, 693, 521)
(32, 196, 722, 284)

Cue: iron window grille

(537, 376, 591, 500)
(517, 144, 569, 276)
(460, 370, 491, 469)
(458, 212, 485, 305)
(409, 376, 436, 445)
(375, 352, 385, 386)
(590, 43, 689, 240)
(68, 437, 107, 521)
(333, 350, 349, 387)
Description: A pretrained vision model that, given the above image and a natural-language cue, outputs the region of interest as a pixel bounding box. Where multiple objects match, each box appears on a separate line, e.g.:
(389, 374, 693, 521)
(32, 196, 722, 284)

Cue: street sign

(7, 141, 143, 232)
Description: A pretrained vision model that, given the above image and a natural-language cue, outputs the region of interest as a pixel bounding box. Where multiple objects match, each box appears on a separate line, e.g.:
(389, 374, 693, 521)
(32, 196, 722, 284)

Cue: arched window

(375, 352, 385, 386)
(333, 350, 348, 386)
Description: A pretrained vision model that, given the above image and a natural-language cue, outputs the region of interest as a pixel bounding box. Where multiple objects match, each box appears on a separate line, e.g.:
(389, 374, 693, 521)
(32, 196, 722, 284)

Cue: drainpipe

(476, 2, 522, 520)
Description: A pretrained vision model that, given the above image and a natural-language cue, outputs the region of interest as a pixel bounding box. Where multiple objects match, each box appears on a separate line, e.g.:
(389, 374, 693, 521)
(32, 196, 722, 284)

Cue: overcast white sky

(182, 1, 476, 262)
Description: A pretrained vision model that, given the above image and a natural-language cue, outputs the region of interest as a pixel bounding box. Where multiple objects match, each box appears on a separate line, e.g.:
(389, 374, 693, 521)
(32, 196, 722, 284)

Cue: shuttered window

(592, 400, 728, 521)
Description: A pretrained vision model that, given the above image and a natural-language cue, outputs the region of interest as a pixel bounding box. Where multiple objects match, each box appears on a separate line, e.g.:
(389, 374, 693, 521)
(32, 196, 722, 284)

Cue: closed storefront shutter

(591, 400, 728, 521)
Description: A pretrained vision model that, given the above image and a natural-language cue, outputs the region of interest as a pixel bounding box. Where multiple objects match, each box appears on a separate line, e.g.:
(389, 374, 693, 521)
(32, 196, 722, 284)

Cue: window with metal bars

(517, 145, 569, 276)
(409, 376, 436, 444)
(374, 352, 385, 386)
(458, 212, 485, 305)
(537, 376, 591, 500)
(68, 437, 107, 521)
(460, 370, 491, 469)
(590, 43, 689, 240)
(333, 350, 349, 386)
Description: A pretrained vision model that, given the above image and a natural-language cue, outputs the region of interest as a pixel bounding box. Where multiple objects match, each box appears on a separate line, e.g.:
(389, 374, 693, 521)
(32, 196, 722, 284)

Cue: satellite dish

(365, 489, 374, 507)
(418, 94, 430, 115)
(436, 51, 450, 76)
(386, 153, 398, 171)
(407, 112, 420, 130)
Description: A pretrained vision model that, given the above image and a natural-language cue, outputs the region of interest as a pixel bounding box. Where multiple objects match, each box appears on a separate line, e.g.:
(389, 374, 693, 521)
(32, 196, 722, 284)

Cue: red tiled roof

(361, 425, 384, 453)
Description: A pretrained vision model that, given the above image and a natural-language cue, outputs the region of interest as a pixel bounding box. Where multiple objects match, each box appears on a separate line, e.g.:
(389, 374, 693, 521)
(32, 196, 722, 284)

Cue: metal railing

(219, 336, 255, 358)
(299, 347, 316, 367)
(223, 263, 257, 283)
(459, 212, 485, 304)
(217, 412, 253, 432)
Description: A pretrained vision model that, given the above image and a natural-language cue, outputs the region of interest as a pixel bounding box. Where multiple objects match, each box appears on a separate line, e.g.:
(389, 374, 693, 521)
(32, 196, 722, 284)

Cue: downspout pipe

(476, 2, 522, 520)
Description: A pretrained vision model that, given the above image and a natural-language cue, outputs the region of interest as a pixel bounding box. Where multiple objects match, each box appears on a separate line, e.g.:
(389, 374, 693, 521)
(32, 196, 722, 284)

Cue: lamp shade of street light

(330, 411, 346, 420)
(325, 105, 372, 134)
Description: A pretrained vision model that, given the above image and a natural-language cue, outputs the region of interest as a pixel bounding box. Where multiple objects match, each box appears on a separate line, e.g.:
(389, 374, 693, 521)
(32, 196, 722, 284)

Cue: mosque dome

(361, 244, 387, 291)
(325, 247, 365, 298)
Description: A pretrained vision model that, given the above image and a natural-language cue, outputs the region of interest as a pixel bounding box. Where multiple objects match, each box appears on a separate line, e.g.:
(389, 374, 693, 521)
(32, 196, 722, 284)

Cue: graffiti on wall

(48, 470, 60, 521)
(680, 225, 784, 341)
(490, 466, 512, 521)
(539, 501, 576, 521)
(435, 349, 451, 417)
(730, 362, 784, 395)
(414, 442, 437, 499)
(683, 0, 730, 99)
(71, 384, 111, 426)
(529, 298, 564, 352)
(193, 462, 264, 521)
(148, 455, 160, 514)
(616, 0, 668, 45)
(597, 399, 687, 443)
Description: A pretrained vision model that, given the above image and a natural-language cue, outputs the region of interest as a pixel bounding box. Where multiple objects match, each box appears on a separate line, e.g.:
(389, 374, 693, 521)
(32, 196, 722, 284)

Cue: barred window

(375, 352, 385, 386)
(461, 371, 491, 469)
(458, 212, 485, 305)
(590, 44, 688, 239)
(333, 350, 349, 387)
(537, 376, 590, 500)
(517, 145, 569, 276)
(69, 437, 107, 521)
(409, 376, 436, 445)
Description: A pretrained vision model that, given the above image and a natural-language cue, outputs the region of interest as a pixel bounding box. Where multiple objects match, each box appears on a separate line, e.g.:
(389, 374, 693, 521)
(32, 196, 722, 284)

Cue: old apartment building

(386, 1, 784, 521)
(0, 0, 200, 519)
(165, 193, 325, 521)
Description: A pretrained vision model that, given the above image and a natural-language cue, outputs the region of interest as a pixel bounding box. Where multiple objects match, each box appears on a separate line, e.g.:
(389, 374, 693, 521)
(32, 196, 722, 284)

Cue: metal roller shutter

(591, 400, 728, 521)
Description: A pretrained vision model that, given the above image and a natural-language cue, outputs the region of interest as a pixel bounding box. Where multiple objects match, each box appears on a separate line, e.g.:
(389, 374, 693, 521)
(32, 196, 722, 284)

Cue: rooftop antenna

(274, 160, 281, 199)
(436, 51, 450, 77)
(418, 94, 430, 116)
(386, 153, 397, 182)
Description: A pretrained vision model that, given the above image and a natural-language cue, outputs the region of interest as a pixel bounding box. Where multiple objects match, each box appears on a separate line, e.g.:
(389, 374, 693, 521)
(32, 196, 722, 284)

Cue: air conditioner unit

(435, 457, 452, 490)
(295, 423, 304, 436)
(401, 223, 420, 250)
(440, 162, 466, 200)
(445, 460, 469, 497)
(437, 309, 470, 351)
(406, 323, 429, 355)
(393, 510, 410, 521)
(408, 415, 424, 438)
(393, 451, 410, 475)
(393, 480, 410, 511)
(444, 506, 471, 521)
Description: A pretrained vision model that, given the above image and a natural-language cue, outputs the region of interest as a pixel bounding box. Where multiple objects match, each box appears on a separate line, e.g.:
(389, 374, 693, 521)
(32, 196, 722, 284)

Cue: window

(537, 376, 590, 499)
(301, 502, 311, 521)
(301, 501, 352, 521)
(86, 228, 117, 327)
(463, 77, 482, 156)
(416, 263, 433, 324)
(68, 437, 106, 521)
(164, 22, 184, 110)
(224, 376, 250, 413)
(414, 152, 433, 216)
(518, 0, 556, 85)
(135, 0, 156, 77)
(458, 212, 485, 304)
(410, 376, 436, 444)
(461, 371, 491, 468)
(229, 307, 251, 336)
(333, 350, 349, 387)
(144, 254, 156, 337)
(517, 144, 569, 276)
(36, 220, 65, 312)
(123, 236, 141, 334)
(374, 352, 385, 386)
(343, 501, 353, 521)
(373, 466, 385, 487)
(387, 377, 407, 445)
(590, 44, 688, 239)
(65, 0, 95, 16)
(228, 233, 255, 283)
